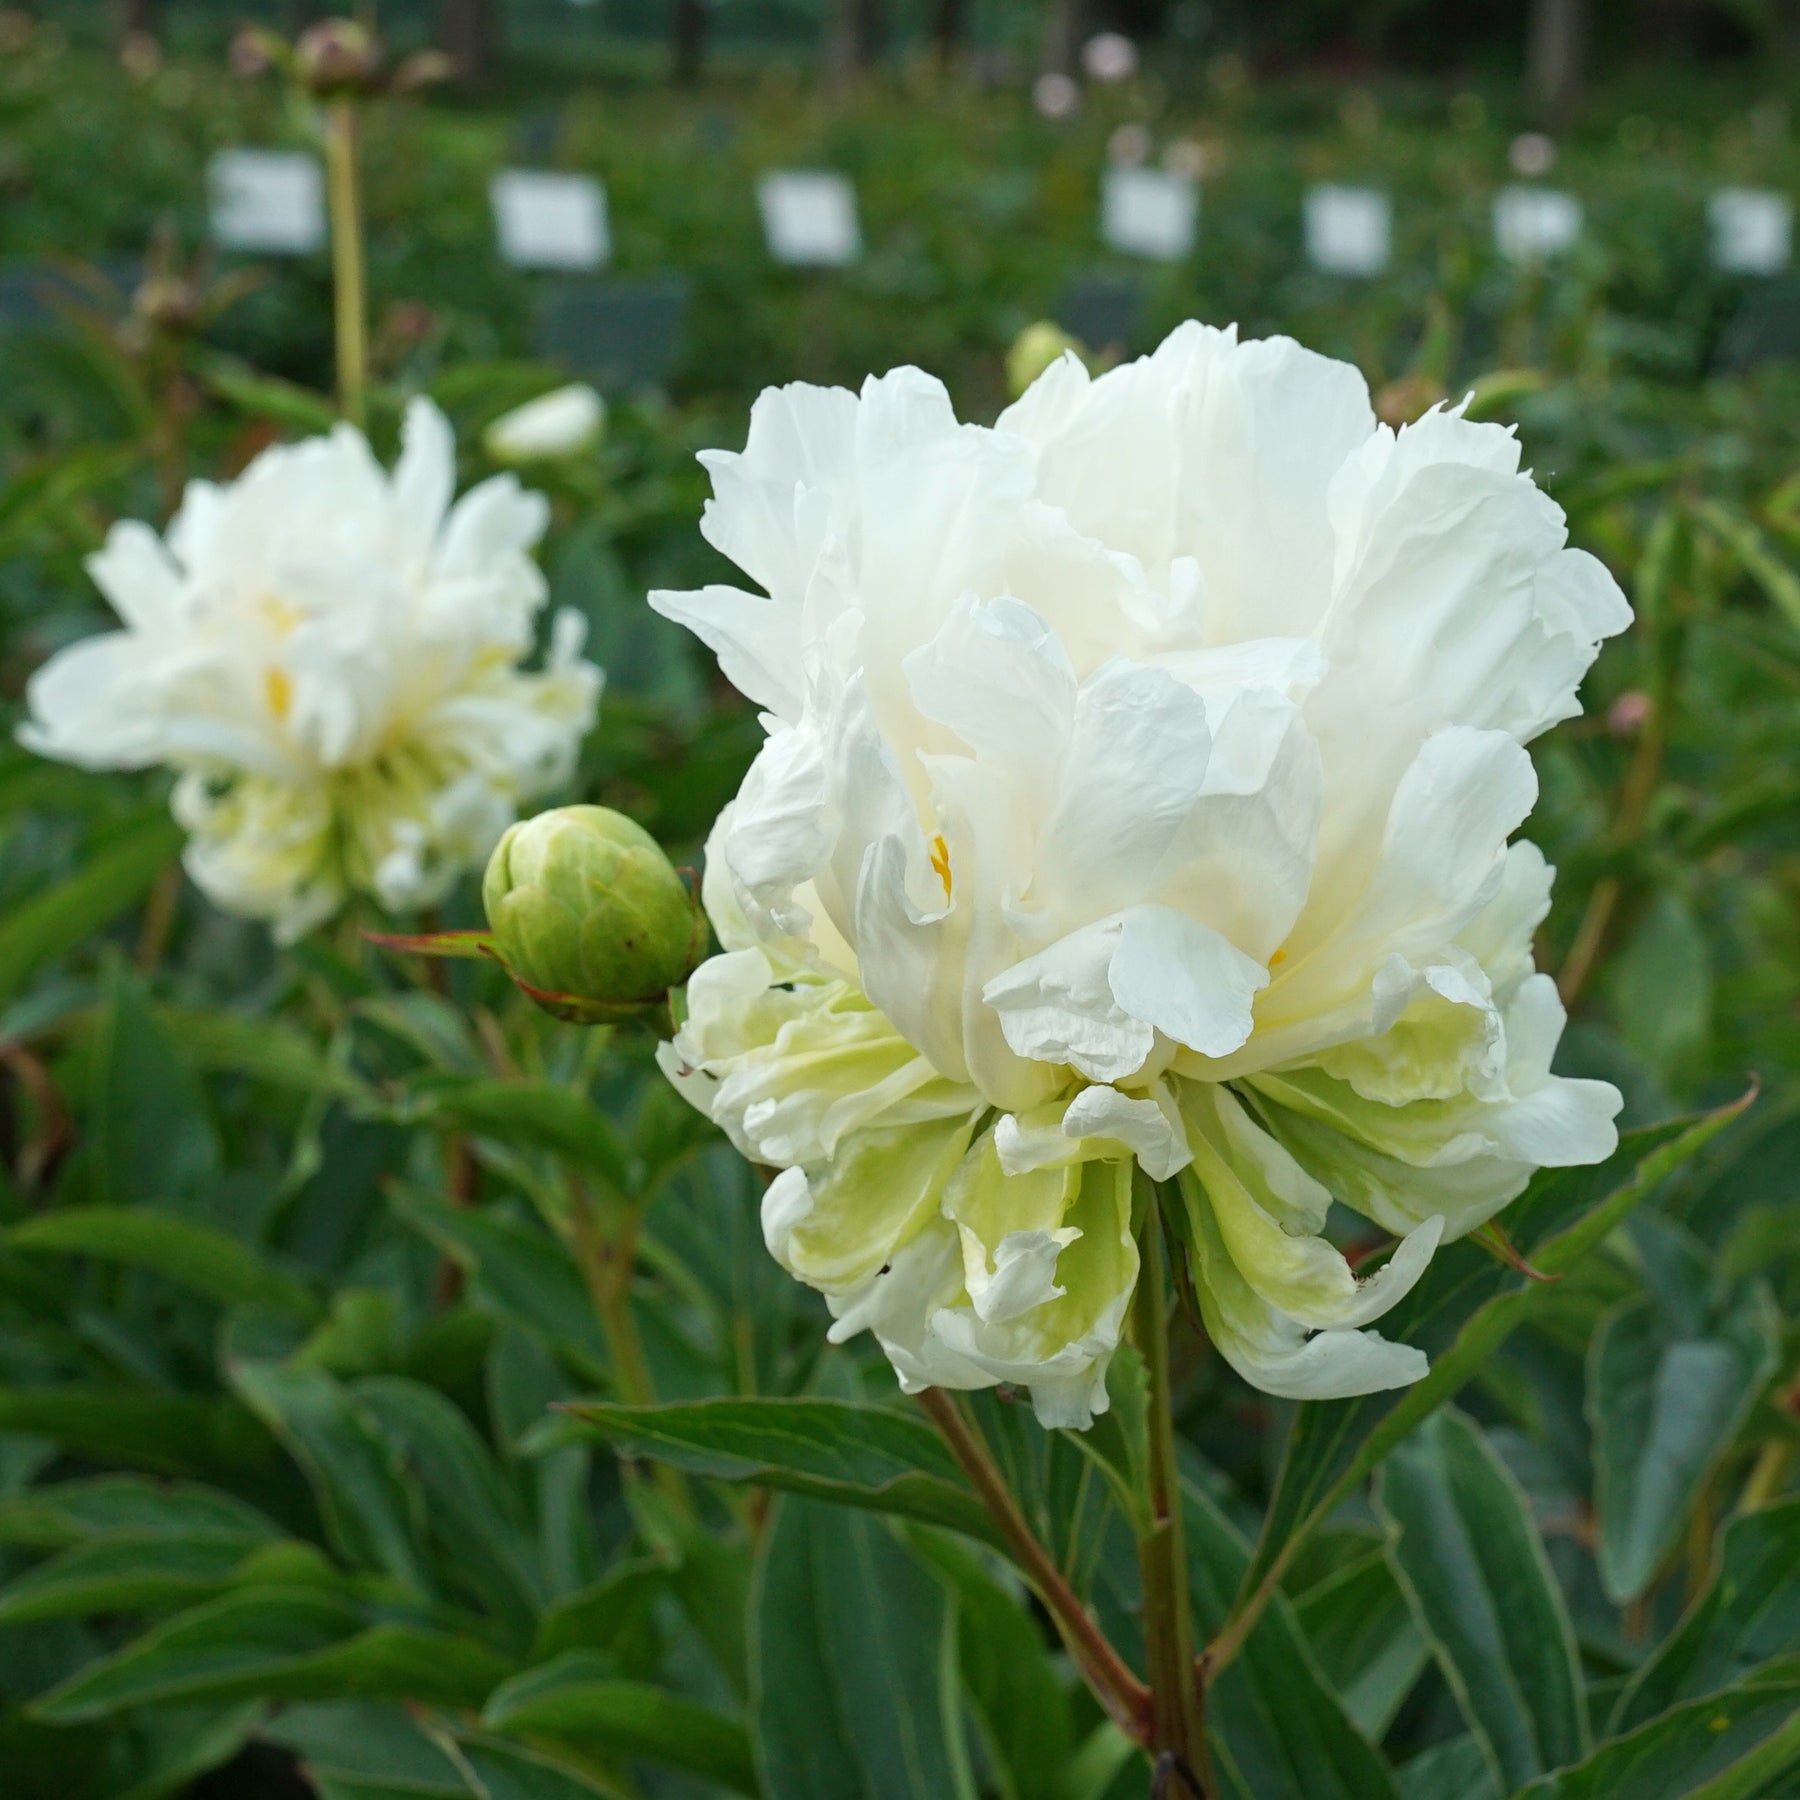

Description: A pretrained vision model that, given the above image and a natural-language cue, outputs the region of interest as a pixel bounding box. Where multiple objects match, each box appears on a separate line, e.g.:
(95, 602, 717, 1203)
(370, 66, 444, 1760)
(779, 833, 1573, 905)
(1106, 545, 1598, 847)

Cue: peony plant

(651, 321, 1628, 1429)
(20, 399, 601, 940)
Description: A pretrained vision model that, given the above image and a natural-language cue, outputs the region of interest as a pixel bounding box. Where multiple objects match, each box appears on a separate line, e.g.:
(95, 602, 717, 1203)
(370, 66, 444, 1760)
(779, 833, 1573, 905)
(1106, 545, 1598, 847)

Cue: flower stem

(1133, 1198, 1211, 1795)
(917, 1386, 1152, 1742)
(323, 96, 368, 427)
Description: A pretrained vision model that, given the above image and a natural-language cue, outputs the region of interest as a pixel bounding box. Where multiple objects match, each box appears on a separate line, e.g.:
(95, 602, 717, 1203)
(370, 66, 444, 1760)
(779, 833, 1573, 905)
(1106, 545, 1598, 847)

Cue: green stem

(566, 1173, 690, 1518)
(1134, 1194, 1211, 1794)
(917, 1387, 1152, 1743)
(323, 96, 368, 427)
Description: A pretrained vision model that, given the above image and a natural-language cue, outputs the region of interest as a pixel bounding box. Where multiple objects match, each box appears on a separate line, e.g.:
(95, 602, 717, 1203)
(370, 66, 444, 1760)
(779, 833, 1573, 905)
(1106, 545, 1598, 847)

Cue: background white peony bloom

(656, 322, 1630, 1426)
(21, 399, 602, 941)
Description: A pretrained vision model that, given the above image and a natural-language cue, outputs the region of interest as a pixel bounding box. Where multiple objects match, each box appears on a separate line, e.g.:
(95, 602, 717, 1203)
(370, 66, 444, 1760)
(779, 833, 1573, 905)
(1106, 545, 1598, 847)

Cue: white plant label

(208, 150, 326, 256)
(1493, 187, 1582, 263)
(1101, 166, 1198, 263)
(758, 171, 862, 268)
(1708, 188, 1791, 275)
(1304, 184, 1391, 276)
(491, 171, 611, 272)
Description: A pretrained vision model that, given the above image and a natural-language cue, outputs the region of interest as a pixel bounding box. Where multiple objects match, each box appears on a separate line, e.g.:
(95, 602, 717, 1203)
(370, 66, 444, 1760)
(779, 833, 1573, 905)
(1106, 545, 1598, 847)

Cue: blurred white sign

(1101, 166, 1197, 262)
(1304, 185, 1390, 276)
(758, 171, 862, 267)
(1709, 188, 1791, 275)
(491, 171, 610, 272)
(208, 150, 325, 255)
(1493, 187, 1582, 262)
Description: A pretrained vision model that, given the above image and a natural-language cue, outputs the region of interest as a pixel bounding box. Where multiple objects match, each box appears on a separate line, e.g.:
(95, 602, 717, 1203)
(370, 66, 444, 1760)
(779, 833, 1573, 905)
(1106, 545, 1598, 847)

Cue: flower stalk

(323, 95, 368, 426)
(1134, 1196, 1210, 1795)
(917, 1386, 1152, 1742)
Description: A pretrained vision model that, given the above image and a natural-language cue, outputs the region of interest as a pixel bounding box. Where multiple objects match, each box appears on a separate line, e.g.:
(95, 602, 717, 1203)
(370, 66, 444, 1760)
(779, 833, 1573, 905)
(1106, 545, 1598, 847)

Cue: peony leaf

(483, 1653, 756, 1795)
(750, 1494, 973, 1800)
(6, 1207, 319, 1319)
(1238, 1102, 1751, 1614)
(1375, 1409, 1588, 1792)
(1589, 1284, 1780, 1604)
(1505, 1669, 1800, 1800)
(558, 1396, 1005, 1550)
(30, 1586, 511, 1721)
(1612, 1498, 1800, 1734)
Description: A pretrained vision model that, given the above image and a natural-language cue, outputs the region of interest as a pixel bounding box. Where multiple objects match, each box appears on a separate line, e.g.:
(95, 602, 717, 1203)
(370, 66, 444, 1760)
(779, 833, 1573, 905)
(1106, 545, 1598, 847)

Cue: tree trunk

(119, 0, 157, 39)
(1042, 0, 1085, 75)
(671, 0, 706, 86)
(825, 0, 886, 90)
(1526, 0, 1584, 133)
(439, 0, 499, 86)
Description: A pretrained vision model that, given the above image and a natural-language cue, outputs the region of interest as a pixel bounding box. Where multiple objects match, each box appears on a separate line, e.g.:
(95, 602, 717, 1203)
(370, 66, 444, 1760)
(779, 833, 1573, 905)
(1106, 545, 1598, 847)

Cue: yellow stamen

(265, 666, 293, 721)
(1269, 947, 1287, 966)
(928, 832, 952, 901)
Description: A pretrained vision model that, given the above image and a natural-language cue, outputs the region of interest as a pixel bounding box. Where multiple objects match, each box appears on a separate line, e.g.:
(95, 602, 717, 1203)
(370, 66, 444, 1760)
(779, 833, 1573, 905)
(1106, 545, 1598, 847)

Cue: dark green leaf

(0, 1388, 277, 1482)
(483, 1652, 756, 1794)
(0, 1533, 257, 1623)
(1242, 1108, 1746, 1606)
(31, 1587, 512, 1720)
(560, 1397, 1001, 1548)
(1376, 1409, 1587, 1789)
(1614, 1499, 1800, 1733)
(1589, 1285, 1779, 1603)
(751, 1494, 971, 1800)
(0, 1476, 279, 1549)
(406, 1081, 633, 1193)
(228, 1361, 429, 1593)
(1183, 1483, 1400, 1800)
(352, 1376, 544, 1633)
(911, 1529, 1074, 1800)
(394, 1194, 611, 1383)
(7, 1208, 317, 1317)
(1507, 1669, 1800, 1800)
(1293, 1547, 1429, 1740)
(0, 810, 180, 1007)
(87, 960, 222, 1208)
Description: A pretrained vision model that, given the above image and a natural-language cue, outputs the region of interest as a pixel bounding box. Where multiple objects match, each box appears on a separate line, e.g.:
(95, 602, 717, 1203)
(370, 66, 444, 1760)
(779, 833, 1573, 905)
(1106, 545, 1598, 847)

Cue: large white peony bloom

(21, 399, 602, 941)
(655, 322, 1629, 1427)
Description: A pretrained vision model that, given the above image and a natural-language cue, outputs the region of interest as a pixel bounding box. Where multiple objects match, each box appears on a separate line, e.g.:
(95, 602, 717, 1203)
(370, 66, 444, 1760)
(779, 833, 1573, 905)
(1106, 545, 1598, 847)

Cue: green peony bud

(1006, 320, 1088, 399)
(482, 806, 702, 1023)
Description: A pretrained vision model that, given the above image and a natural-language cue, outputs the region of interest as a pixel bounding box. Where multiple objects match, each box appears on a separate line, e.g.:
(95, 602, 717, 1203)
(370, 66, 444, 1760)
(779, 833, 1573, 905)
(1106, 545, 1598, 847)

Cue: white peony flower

(484, 383, 607, 464)
(655, 322, 1629, 1426)
(21, 398, 602, 941)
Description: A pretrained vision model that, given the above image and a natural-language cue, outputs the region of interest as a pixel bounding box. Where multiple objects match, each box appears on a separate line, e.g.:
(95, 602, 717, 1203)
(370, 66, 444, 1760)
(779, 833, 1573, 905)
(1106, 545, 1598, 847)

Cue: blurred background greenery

(1, 4, 1799, 1798)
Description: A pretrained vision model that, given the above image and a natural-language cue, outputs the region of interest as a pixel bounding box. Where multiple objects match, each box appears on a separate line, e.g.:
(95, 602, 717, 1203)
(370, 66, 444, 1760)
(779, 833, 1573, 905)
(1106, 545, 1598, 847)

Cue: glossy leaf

(0, 809, 179, 1007)
(561, 1397, 1003, 1547)
(6, 1208, 317, 1318)
(750, 1494, 972, 1800)
(1293, 1547, 1429, 1740)
(911, 1529, 1074, 1800)
(1589, 1284, 1779, 1603)
(1614, 1498, 1800, 1732)
(0, 1533, 257, 1623)
(1376, 1409, 1587, 1790)
(483, 1651, 756, 1794)
(1507, 1669, 1800, 1800)
(32, 1586, 512, 1720)
(1241, 1107, 1747, 1607)
(228, 1361, 429, 1593)
(394, 1194, 611, 1383)
(1184, 1483, 1401, 1800)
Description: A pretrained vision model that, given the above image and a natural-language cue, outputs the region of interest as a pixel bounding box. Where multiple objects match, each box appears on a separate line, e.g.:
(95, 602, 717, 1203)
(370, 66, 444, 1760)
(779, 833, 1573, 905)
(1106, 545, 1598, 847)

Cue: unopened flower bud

(485, 384, 606, 464)
(483, 806, 702, 1022)
(228, 25, 286, 80)
(294, 18, 384, 96)
(1006, 321, 1086, 399)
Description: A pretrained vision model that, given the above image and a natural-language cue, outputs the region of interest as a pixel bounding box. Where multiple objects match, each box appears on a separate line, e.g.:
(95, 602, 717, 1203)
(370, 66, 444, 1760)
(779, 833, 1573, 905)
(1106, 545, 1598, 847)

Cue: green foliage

(3, 31, 1800, 1800)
